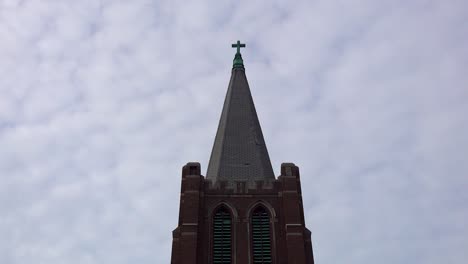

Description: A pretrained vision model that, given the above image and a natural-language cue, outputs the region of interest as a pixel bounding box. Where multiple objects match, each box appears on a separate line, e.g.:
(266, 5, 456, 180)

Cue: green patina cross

(231, 40, 246, 53)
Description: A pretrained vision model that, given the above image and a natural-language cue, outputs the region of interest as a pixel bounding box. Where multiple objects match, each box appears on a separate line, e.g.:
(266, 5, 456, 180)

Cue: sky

(0, 0, 467, 263)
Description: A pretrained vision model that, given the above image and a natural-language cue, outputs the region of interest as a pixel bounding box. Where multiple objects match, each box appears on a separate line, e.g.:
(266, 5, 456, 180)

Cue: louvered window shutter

(213, 207, 232, 264)
(252, 207, 272, 264)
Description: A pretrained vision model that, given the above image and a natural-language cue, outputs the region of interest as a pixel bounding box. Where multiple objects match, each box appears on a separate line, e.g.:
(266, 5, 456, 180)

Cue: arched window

(251, 206, 272, 264)
(213, 206, 232, 264)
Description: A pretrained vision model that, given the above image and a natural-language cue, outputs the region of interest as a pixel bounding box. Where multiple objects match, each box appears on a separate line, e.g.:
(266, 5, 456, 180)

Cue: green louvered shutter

(213, 207, 232, 264)
(252, 207, 272, 264)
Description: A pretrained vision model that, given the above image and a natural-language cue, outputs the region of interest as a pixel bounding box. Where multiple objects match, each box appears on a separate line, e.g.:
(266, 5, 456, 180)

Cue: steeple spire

(206, 42, 275, 184)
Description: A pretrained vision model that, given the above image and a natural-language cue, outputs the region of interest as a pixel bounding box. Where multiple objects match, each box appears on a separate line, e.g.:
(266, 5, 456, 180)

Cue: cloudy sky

(1, 0, 467, 263)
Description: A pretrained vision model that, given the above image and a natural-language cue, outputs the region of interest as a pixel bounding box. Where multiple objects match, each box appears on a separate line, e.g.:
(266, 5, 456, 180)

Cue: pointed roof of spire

(206, 44, 275, 183)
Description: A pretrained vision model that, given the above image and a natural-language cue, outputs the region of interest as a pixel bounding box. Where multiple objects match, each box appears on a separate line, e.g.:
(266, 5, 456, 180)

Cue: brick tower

(170, 41, 315, 264)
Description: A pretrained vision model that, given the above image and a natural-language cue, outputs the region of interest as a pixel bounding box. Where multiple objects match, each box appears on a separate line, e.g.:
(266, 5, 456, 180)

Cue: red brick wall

(171, 163, 314, 264)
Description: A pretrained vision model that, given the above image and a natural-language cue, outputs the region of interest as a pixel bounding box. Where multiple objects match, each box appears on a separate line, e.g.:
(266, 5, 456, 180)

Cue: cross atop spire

(231, 40, 246, 68)
(231, 40, 246, 54)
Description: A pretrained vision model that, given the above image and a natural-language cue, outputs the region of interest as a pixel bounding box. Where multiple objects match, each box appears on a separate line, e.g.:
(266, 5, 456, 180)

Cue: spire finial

(231, 40, 246, 68)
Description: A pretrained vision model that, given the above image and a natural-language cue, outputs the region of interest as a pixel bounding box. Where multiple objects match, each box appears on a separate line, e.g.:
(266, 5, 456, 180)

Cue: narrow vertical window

(213, 206, 232, 264)
(252, 206, 272, 264)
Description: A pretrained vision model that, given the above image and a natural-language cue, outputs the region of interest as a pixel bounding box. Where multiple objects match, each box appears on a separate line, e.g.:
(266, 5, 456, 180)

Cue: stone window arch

(212, 205, 233, 264)
(251, 205, 272, 263)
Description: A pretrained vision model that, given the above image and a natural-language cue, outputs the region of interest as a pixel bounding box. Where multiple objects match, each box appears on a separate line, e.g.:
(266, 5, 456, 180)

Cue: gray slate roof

(206, 66, 275, 183)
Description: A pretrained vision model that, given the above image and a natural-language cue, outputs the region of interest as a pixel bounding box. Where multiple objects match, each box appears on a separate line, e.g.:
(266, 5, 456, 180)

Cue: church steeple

(171, 42, 315, 264)
(206, 41, 275, 183)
